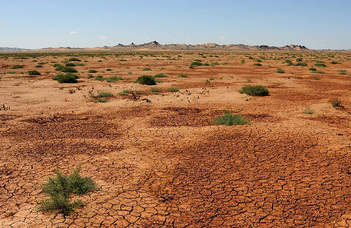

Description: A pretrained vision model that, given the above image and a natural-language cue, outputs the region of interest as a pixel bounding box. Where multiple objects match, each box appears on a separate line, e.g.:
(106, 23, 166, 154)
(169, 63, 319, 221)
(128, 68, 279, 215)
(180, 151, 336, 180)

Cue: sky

(1, 0, 351, 50)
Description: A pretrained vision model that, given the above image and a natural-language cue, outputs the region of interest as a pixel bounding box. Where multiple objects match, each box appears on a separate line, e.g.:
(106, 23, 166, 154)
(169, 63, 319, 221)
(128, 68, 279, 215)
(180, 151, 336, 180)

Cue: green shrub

(339, 70, 347, 75)
(295, 62, 307, 67)
(285, 60, 293, 66)
(239, 85, 269, 96)
(214, 111, 250, 126)
(210, 62, 219, 66)
(106, 68, 112, 71)
(276, 68, 285, 74)
(55, 66, 78, 73)
(331, 61, 340, 64)
(190, 60, 203, 68)
(88, 69, 98, 73)
(68, 58, 81, 62)
(253, 63, 262, 66)
(150, 87, 162, 93)
(105, 76, 123, 82)
(309, 67, 317, 72)
(28, 70, 41, 75)
(37, 167, 97, 216)
(313, 71, 325, 74)
(303, 108, 314, 114)
(11, 65, 24, 69)
(87, 74, 94, 79)
(314, 63, 326, 67)
(35, 65, 43, 68)
(96, 92, 113, 97)
(97, 98, 108, 103)
(65, 63, 76, 67)
(331, 99, 342, 108)
(154, 73, 167, 78)
(136, 75, 156, 85)
(143, 67, 152, 71)
(167, 87, 179, 92)
(117, 90, 131, 96)
(94, 75, 104, 81)
(53, 73, 79, 83)
(178, 73, 188, 78)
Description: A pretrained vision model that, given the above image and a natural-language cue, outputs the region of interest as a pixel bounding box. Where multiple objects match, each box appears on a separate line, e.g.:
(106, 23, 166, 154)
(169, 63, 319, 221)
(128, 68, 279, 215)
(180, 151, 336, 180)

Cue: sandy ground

(0, 51, 351, 227)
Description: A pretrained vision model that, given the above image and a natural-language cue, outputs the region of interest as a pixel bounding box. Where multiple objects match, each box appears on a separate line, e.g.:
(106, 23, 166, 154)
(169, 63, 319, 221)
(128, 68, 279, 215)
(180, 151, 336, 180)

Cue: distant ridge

(112, 41, 309, 52)
(0, 47, 28, 52)
(3, 41, 349, 52)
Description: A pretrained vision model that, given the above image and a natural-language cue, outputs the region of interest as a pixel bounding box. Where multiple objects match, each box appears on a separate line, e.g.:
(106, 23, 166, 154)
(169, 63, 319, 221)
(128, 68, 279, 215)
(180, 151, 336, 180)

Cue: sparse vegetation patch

(37, 167, 97, 216)
(214, 111, 250, 126)
(239, 85, 269, 96)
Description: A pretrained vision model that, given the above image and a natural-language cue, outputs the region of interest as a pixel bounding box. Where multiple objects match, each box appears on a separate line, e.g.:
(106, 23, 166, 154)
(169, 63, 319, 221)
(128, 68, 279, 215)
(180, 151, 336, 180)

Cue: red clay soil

(0, 51, 351, 227)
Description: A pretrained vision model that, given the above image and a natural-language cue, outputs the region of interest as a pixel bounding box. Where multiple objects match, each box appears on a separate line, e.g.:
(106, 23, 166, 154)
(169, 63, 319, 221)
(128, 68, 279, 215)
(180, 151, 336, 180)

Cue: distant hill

(6, 42, 349, 52)
(0, 47, 28, 52)
(111, 41, 309, 52)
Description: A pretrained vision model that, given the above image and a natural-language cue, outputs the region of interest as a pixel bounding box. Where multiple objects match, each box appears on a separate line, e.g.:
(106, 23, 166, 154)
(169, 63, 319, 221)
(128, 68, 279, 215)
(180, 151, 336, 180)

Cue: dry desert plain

(0, 51, 351, 227)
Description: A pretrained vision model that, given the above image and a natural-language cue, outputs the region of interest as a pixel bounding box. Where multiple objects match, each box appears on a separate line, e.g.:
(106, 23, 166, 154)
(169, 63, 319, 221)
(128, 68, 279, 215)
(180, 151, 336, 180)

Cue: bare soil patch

(1, 51, 351, 227)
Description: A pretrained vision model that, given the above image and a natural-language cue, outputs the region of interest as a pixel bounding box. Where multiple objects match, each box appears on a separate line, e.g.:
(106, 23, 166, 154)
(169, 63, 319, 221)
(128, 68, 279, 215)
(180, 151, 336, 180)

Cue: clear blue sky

(1, 0, 350, 49)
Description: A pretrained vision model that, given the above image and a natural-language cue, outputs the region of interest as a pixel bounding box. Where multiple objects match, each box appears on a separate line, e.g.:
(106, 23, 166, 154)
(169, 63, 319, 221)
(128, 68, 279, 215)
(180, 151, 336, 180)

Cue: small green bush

(55, 66, 78, 73)
(154, 73, 167, 78)
(117, 90, 131, 96)
(28, 70, 41, 75)
(167, 87, 179, 92)
(143, 67, 152, 71)
(88, 69, 98, 73)
(178, 73, 188, 78)
(331, 61, 340, 64)
(37, 167, 97, 216)
(295, 62, 307, 67)
(314, 63, 326, 67)
(11, 65, 24, 69)
(339, 70, 347, 75)
(303, 108, 314, 114)
(105, 76, 123, 82)
(214, 111, 250, 126)
(96, 92, 113, 97)
(68, 58, 81, 62)
(150, 87, 162, 93)
(65, 63, 76, 67)
(136, 75, 156, 85)
(97, 98, 108, 103)
(53, 73, 79, 83)
(331, 99, 342, 108)
(94, 75, 104, 81)
(313, 71, 325, 74)
(239, 85, 269, 96)
(285, 60, 293, 66)
(253, 63, 262, 66)
(106, 68, 112, 71)
(276, 68, 285, 74)
(309, 67, 317, 72)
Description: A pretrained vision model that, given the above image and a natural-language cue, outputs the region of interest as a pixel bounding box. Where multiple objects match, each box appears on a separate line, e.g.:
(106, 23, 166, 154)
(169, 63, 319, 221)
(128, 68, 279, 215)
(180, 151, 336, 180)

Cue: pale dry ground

(0, 52, 351, 227)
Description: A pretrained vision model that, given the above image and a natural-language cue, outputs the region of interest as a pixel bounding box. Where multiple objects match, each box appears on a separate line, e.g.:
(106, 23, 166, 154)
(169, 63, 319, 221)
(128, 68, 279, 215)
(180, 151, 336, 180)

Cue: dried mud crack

(1, 51, 351, 227)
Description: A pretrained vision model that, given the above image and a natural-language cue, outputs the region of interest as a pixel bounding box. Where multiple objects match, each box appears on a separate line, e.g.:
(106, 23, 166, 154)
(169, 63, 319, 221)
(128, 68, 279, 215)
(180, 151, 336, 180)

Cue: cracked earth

(1, 52, 351, 227)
